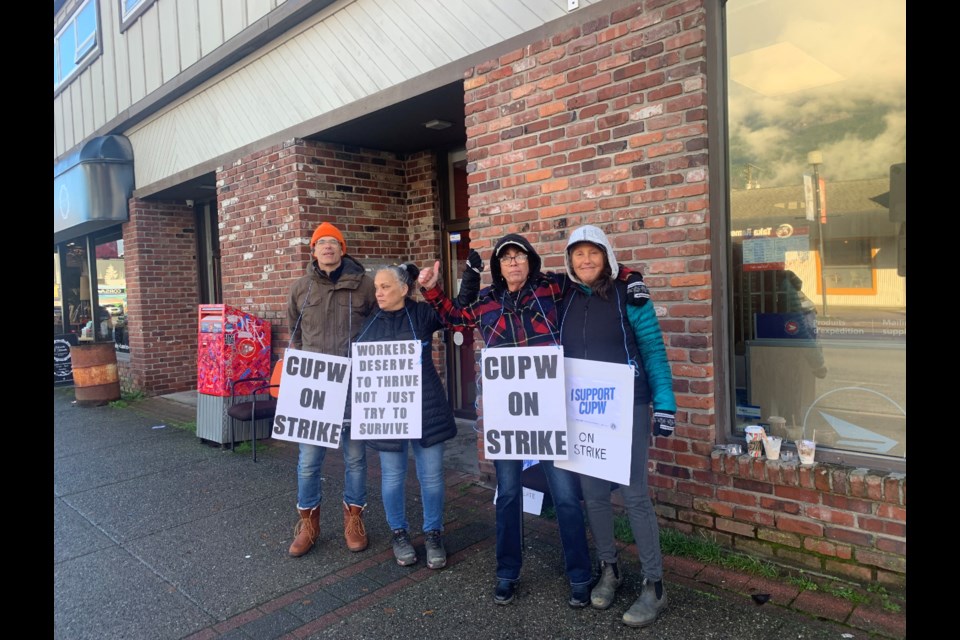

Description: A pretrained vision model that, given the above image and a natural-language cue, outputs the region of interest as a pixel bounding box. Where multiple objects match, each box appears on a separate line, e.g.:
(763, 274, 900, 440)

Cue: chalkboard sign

(54, 334, 79, 385)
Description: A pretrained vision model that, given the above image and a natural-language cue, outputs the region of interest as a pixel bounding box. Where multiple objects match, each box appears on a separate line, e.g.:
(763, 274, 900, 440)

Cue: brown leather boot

(343, 502, 368, 552)
(288, 505, 320, 557)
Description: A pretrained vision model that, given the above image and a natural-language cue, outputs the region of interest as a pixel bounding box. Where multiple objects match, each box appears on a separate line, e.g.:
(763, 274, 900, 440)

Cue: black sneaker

(569, 582, 591, 608)
(494, 579, 516, 605)
(424, 530, 447, 569)
(391, 529, 417, 566)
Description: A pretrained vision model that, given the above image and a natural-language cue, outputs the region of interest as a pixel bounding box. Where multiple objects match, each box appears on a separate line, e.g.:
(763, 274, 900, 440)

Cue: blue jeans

(494, 459, 592, 586)
(379, 441, 446, 532)
(297, 425, 367, 509)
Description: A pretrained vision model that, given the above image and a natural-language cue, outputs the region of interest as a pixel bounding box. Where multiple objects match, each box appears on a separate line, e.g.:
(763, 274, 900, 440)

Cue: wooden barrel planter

(70, 343, 121, 406)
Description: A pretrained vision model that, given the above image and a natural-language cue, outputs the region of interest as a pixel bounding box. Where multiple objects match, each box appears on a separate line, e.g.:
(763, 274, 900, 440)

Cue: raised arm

(418, 259, 482, 331)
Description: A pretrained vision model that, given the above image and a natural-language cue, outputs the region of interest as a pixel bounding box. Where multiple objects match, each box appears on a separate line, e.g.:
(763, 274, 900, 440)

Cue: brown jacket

(286, 255, 376, 357)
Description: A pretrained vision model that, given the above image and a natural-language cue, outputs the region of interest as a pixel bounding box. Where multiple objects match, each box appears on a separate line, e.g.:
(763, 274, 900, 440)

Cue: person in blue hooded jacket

(558, 225, 677, 629)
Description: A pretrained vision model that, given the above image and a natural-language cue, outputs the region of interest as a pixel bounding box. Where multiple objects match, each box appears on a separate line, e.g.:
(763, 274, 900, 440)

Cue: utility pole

(808, 151, 828, 317)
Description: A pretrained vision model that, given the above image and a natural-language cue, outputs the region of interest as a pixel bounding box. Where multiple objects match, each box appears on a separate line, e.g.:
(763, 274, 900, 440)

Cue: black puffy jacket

(353, 298, 457, 451)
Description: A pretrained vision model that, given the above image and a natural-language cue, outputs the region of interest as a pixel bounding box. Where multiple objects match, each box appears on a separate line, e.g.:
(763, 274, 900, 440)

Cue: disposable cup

(762, 435, 782, 460)
(744, 425, 765, 458)
(767, 416, 787, 438)
(797, 439, 817, 465)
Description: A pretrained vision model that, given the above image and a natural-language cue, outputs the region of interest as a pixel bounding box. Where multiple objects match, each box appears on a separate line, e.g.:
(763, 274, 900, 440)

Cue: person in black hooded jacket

(417, 233, 651, 608)
(353, 263, 458, 571)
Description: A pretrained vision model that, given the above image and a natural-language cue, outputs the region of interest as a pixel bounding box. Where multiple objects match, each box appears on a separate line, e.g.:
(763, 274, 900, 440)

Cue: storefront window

(94, 234, 129, 353)
(725, 0, 906, 460)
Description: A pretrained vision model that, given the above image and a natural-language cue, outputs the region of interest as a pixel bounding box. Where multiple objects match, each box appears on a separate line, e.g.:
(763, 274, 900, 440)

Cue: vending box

(196, 304, 273, 445)
(197, 304, 271, 396)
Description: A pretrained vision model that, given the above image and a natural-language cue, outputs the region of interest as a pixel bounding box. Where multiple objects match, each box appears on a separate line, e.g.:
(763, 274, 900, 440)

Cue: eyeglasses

(315, 238, 341, 247)
(499, 253, 529, 264)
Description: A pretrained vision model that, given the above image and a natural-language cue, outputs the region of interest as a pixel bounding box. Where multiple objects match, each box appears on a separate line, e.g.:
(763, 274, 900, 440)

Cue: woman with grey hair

(559, 225, 677, 628)
(353, 263, 462, 570)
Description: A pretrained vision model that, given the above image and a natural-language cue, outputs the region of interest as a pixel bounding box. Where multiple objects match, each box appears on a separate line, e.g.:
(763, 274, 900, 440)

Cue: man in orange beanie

(286, 221, 376, 557)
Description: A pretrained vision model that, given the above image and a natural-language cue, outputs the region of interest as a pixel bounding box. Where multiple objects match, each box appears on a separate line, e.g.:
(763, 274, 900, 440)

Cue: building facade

(54, 0, 906, 588)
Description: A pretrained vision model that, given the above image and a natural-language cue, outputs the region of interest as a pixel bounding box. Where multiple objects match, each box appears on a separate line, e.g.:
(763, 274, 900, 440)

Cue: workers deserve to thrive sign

(555, 358, 634, 484)
(273, 348, 351, 448)
(350, 340, 423, 440)
(480, 346, 568, 460)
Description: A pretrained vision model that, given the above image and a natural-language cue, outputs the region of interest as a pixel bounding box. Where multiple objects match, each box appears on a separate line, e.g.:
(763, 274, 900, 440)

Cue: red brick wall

(462, 0, 905, 587)
(464, 0, 710, 473)
(122, 199, 200, 394)
(217, 142, 447, 368)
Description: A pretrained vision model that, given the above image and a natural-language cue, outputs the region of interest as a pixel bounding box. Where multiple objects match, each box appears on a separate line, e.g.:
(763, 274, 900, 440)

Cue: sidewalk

(54, 388, 906, 640)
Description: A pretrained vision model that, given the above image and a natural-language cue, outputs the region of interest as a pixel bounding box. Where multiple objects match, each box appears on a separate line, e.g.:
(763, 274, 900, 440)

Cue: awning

(54, 135, 134, 244)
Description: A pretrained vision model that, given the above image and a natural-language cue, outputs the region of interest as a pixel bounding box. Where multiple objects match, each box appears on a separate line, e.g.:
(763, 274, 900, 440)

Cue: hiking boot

(493, 579, 516, 605)
(424, 530, 447, 569)
(622, 578, 668, 628)
(288, 505, 320, 557)
(342, 502, 368, 552)
(568, 582, 591, 608)
(590, 561, 622, 610)
(391, 529, 417, 566)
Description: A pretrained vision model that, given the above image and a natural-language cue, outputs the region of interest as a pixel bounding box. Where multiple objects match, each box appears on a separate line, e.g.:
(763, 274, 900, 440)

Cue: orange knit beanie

(310, 222, 346, 254)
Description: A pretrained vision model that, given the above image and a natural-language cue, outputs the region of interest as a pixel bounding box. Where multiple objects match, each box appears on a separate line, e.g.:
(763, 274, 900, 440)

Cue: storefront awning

(54, 135, 134, 244)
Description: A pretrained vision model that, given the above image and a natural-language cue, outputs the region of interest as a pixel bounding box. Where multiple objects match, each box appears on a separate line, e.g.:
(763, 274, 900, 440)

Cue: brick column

(122, 199, 200, 395)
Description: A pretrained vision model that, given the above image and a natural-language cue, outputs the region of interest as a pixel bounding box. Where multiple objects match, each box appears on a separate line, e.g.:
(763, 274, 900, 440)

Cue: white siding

(159, 0, 182, 83)
(142, 7, 164, 95)
(223, 1, 246, 42)
(126, 19, 147, 103)
(80, 70, 95, 135)
(90, 61, 106, 131)
(100, 0, 120, 119)
(247, 0, 274, 23)
(177, 0, 202, 71)
(198, 1, 224, 58)
(56, 0, 598, 177)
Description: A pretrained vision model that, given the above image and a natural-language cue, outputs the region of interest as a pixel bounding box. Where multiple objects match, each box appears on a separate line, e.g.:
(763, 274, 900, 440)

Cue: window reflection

(726, 0, 906, 459)
(95, 237, 129, 353)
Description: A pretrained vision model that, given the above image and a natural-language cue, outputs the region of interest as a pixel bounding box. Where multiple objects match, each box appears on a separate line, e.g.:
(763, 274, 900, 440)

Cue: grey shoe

(590, 561, 622, 610)
(622, 578, 667, 628)
(391, 529, 417, 566)
(424, 530, 447, 569)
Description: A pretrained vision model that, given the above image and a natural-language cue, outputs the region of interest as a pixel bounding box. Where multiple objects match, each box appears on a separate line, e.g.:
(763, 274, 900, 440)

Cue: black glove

(625, 272, 650, 306)
(653, 411, 675, 437)
(466, 249, 484, 274)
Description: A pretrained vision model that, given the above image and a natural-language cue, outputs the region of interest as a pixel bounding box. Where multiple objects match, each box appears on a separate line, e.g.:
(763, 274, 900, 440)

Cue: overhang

(54, 135, 134, 244)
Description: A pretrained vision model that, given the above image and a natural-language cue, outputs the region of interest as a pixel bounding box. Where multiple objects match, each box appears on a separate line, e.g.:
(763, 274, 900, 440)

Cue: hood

(564, 225, 619, 285)
(490, 233, 541, 291)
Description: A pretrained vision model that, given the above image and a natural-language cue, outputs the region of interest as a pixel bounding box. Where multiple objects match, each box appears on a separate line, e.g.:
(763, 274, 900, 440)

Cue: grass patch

(540, 505, 557, 520)
(821, 582, 869, 604)
(167, 420, 196, 433)
(233, 441, 253, 454)
(881, 599, 902, 613)
(109, 389, 148, 409)
(867, 583, 903, 612)
(657, 528, 779, 579)
(230, 440, 271, 454)
(786, 575, 819, 591)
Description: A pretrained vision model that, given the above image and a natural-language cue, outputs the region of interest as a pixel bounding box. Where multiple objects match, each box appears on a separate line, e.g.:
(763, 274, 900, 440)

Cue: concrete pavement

(54, 387, 906, 639)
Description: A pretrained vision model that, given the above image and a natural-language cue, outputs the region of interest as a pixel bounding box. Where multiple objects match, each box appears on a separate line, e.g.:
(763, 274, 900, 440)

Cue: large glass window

(54, 0, 100, 91)
(95, 234, 129, 353)
(725, 0, 906, 462)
